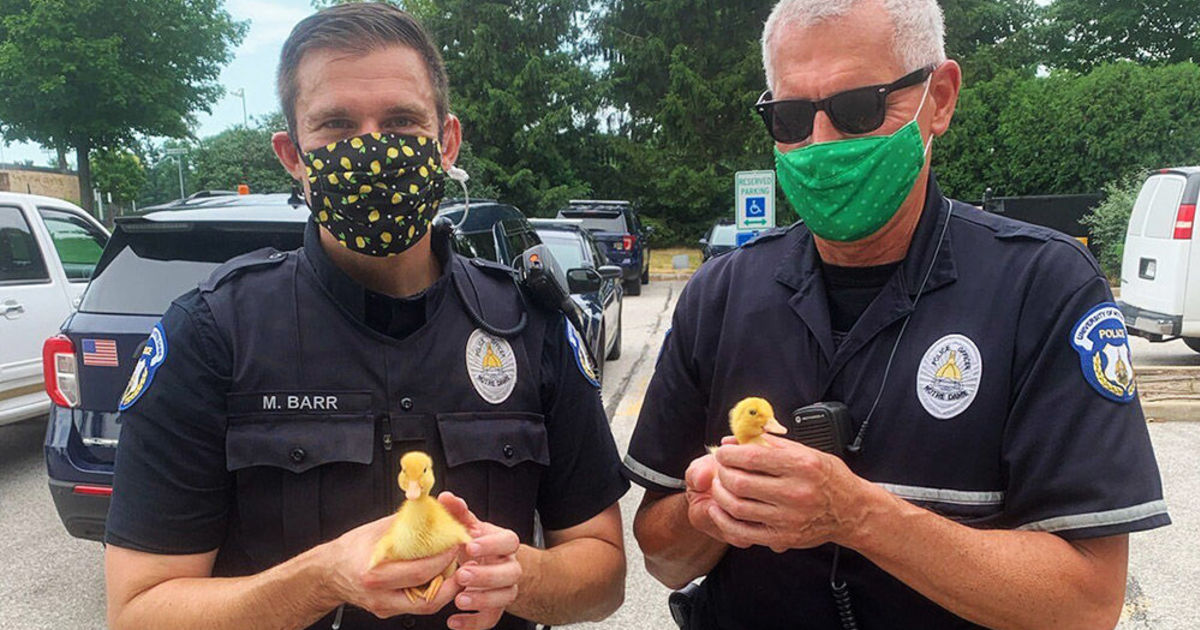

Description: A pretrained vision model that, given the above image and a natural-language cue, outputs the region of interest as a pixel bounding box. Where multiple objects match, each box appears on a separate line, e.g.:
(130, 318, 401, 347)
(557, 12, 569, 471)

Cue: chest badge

(1070, 303, 1136, 403)
(916, 334, 983, 419)
(466, 329, 518, 404)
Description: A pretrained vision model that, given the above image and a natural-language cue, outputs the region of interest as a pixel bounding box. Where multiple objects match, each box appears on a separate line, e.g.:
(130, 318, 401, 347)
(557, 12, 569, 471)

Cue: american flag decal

(82, 338, 119, 367)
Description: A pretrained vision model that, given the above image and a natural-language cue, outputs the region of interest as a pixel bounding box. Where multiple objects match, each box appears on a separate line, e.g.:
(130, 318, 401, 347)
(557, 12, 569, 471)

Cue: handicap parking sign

(745, 197, 766, 218)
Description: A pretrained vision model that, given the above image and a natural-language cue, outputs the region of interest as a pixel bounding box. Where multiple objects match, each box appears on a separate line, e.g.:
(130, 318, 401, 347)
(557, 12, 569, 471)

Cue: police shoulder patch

(564, 315, 600, 388)
(466, 328, 518, 404)
(119, 322, 169, 411)
(1070, 303, 1137, 403)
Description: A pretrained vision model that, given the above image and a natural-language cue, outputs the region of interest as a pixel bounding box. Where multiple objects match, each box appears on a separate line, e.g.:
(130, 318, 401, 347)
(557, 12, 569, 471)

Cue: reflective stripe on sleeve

(623, 454, 686, 490)
(1016, 500, 1169, 533)
(877, 483, 1005, 506)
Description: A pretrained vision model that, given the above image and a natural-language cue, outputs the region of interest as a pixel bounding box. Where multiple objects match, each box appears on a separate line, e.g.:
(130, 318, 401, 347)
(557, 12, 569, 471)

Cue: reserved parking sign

(735, 170, 775, 230)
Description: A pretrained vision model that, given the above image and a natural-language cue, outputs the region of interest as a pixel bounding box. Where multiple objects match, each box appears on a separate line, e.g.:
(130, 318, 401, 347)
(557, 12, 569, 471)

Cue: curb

(1141, 400, 1200, 422)
(649, 271, 695, 282)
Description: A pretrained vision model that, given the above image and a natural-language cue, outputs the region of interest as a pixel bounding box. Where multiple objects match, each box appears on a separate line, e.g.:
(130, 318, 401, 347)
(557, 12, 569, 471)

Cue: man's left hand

(707, 435, 876, 553)
(439, 493, 522, 630)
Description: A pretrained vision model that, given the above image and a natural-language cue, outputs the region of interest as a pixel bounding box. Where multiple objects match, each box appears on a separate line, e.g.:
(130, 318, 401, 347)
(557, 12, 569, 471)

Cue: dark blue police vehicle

(555, 200, 651, 296)
(43, 191, 588, 541)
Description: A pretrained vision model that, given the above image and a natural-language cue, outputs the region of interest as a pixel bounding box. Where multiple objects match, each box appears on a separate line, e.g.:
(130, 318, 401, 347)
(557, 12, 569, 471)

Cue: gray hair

(761, 0, 946, 91)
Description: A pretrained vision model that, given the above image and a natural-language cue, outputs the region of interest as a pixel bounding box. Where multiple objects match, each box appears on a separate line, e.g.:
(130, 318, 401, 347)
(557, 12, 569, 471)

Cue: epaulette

(469, 256, 518, 277)
(199, 247, 290, 292)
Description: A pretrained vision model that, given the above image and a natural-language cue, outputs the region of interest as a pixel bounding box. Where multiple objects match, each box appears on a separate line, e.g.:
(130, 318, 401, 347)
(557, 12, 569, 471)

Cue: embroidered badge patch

(119, 322, 168, 411)
(1070, 303, 1136, 403)
(564, 315, 600, 388)
(916, 334, 983, 419)
(466, 328, 518, 404)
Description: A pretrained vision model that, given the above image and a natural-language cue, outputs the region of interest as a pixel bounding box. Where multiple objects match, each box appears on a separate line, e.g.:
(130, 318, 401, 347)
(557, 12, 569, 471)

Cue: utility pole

(165, 147, 187, 200)
(231, 88, 248, 128)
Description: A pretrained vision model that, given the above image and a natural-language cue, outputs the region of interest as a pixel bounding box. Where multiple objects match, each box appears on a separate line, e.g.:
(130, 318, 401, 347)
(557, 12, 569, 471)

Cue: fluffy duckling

(710, 397, 787, 452)
(369, 451, 471, 603)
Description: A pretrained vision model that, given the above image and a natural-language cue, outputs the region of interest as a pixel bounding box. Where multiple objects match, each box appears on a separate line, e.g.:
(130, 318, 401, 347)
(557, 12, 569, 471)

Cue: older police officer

(104, 4, 627, 630)
(625, 1, 1169, 628)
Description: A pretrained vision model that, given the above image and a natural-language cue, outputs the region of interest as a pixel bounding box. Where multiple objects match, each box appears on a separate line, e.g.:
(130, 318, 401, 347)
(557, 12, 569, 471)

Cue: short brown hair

(277, 2, 449, 135)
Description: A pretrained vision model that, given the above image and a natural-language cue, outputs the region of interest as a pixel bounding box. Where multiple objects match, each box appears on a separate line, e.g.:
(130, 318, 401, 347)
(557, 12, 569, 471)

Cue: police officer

(104, 5, 628, 630)
(625, 1, 1169, 628)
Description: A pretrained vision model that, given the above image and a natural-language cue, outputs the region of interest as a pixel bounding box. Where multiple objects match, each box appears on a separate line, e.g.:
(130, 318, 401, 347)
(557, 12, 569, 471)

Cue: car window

(81, 224, 303, 315)
(539, 231, 587, 271)
(0, 205, 50, 284)
(38, 208, 108, 282)
(711, 224, 739, 246)
(498, 216, 540, 265)
(1144, 175, 1187, 239)
(589, 237, 606, 265)
(558, 210, 629, 234)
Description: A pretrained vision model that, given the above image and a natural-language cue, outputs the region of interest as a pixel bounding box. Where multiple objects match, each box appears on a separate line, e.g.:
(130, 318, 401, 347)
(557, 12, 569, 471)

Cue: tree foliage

(0, 0, 245, 212)
(90, 147, 146, 206)
(1041, 0, 1200, 72)
(191, 113, 295, 195)
(1080, 173, 1143, 279)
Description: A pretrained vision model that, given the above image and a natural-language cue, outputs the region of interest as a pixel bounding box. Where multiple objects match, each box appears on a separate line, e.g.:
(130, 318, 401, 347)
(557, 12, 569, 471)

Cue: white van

(1118, 167, 1200, 351)
(0, 192, 108, 426)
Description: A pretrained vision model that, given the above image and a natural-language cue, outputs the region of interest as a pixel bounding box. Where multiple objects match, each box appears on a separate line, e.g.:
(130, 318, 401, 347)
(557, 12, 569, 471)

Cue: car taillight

(622, 235, 636, 251)
(42, 335, 79, 408)
(1174, 204, 1196, 240)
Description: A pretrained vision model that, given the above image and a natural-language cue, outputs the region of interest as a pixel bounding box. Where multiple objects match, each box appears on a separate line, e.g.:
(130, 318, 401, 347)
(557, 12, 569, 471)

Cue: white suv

(0, 192, 108, 426)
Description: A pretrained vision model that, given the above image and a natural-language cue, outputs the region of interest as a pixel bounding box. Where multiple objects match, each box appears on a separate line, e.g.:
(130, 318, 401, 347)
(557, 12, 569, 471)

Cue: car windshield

(557, 208, 629, 234)
(80, 223, 304, 315)
(710, 224, 738, 246)
(38, 208, 108, 281)
(538, 230, 588, 270)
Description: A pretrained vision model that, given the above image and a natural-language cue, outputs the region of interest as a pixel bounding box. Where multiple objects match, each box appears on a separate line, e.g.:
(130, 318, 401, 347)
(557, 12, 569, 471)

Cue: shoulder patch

(1070, 303, 1137, 403)
(199, 248, 288, 292)
(563, 315, 600, 388)
(119, 322, 169, 411)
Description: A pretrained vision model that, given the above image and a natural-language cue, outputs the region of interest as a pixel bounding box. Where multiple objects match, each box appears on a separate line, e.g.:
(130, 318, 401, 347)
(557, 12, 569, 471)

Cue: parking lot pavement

(1130, 336, 1200, 367)
(2, 278, 1197, 629)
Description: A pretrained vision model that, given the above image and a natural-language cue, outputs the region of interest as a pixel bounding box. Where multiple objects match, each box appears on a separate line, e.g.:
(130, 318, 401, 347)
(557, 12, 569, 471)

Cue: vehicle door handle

(2, 301, 24, 316)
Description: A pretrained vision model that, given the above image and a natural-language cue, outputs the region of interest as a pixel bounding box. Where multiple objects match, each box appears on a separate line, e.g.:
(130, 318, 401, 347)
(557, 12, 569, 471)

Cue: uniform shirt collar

(301, 219, 453, 327)
(775, 172, 957, 298)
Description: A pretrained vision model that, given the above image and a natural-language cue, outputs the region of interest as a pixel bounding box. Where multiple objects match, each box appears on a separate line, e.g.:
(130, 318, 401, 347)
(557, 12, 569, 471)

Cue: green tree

(1080, 173, 1143, 279)
(138, 139, 197, 208)
(90, 147, 147, 209)
(0, 0, 246, 214)
(941, 0, 1042, 81)
(191, 113, 295, 195)
(1041, 0, 1200, 72)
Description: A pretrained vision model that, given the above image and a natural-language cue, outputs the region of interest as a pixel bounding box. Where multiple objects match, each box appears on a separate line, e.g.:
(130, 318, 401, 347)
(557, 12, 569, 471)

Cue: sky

(0, 0, 314, 167)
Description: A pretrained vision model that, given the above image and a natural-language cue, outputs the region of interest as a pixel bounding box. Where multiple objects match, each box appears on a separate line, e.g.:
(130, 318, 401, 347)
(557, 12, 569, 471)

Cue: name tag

(227, 391, 374, 415)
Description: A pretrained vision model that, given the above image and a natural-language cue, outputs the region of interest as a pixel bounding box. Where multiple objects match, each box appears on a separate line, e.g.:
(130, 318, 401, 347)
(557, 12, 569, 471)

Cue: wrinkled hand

(708, 435, 873, 553)
(441, 492, 522, 630)
(324, 512, 464, 619)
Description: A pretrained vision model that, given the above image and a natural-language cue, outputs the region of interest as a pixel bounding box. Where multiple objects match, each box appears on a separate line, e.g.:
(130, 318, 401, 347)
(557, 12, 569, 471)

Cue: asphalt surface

(1, 278, 1198, 629)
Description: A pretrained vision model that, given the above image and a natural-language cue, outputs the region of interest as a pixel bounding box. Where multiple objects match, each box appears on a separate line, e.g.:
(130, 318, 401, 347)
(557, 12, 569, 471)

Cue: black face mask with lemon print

(301, 132, 447, 257)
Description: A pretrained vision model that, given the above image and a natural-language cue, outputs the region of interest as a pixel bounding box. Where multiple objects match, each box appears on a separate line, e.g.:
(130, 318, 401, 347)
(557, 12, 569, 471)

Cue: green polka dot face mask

(301, 132, 446, 256)
(774, 78, 932, 242)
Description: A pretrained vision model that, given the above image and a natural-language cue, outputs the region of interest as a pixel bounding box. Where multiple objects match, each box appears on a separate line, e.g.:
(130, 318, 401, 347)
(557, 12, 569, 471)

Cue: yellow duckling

(369, 451, 471, 603)
(709, 397, 788, 452)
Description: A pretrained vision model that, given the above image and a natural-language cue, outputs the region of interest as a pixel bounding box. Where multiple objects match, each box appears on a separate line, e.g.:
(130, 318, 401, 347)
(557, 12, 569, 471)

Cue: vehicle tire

(606, 305, 623, 361)
(642, 262, 650, 284)
(625, 278, 642, 296)
(1184, 338, 1200, 354)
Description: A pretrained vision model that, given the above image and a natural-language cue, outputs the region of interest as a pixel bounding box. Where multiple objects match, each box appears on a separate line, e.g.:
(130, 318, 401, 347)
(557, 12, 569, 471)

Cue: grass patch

(650, 248, 701, 273)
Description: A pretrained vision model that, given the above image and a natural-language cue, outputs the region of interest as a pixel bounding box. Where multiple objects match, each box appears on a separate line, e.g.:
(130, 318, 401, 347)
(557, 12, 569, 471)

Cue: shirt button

(268, 251, 284, 260)
(289, 447, 306, 463)
(400, 397, 414, 411)
(502, 444, 515, 458)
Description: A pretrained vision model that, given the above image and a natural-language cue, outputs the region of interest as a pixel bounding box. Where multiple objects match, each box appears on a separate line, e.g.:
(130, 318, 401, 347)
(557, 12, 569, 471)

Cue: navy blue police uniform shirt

(106, 220, 628, 630)
(624, 175, 1169, 630)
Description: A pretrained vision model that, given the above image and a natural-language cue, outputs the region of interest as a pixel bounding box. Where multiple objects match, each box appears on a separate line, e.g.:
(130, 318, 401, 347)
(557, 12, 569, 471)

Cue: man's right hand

(322, 514, 465, 619)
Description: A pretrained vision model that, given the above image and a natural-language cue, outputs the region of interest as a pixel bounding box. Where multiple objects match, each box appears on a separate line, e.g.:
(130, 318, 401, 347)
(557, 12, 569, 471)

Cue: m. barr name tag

(226, 391, 374, 415)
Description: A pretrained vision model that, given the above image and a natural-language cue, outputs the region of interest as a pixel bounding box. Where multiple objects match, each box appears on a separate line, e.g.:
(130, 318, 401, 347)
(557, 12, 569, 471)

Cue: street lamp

(230, 88, 248, 129)
(165, 147, 187, 200)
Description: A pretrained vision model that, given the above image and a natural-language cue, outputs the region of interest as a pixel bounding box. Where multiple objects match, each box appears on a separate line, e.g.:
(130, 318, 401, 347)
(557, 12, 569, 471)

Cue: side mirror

(567, 267, 602, 294)
(698, 238, 709, 247)
(644, 225, 656, 236)
(597, 265, 623, 280)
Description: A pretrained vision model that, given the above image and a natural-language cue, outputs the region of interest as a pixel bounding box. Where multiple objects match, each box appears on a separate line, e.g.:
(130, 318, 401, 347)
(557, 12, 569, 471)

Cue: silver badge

(916, 334, 982, 420)
(466, 329, 518, 404)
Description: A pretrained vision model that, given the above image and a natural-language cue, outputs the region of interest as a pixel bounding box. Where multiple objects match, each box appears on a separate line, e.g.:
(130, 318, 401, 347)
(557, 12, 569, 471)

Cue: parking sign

(736, 171, 775, 230)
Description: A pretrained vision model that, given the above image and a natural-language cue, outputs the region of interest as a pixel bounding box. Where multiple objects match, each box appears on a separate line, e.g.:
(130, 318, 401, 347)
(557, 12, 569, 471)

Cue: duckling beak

(405, 480, 422, 500)
(763, 416, 787, 435)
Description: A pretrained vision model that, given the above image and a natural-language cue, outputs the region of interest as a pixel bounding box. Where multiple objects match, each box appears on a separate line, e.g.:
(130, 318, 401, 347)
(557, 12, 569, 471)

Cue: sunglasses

(754, 66, 934, 144)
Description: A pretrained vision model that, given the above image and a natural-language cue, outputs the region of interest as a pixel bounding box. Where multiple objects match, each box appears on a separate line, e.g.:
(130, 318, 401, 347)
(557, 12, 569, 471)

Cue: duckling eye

(749, 409, 757, 416)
